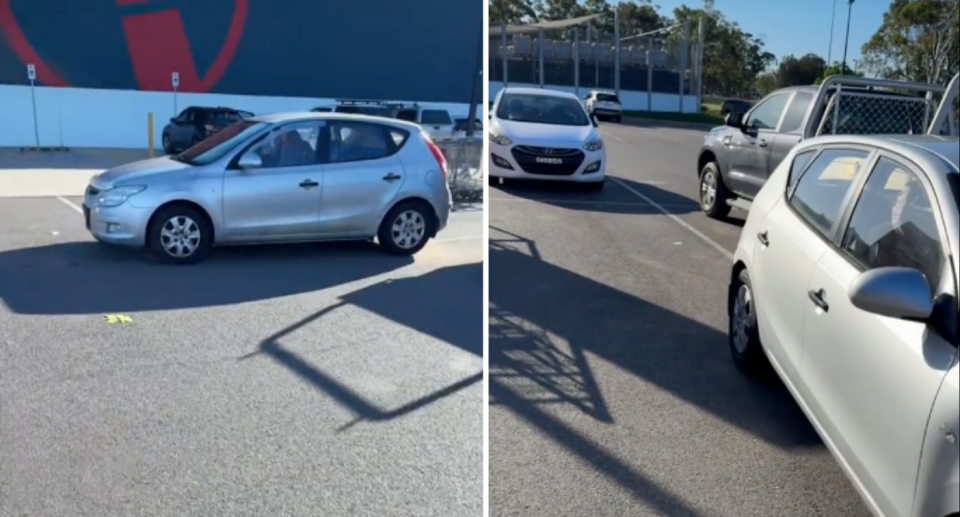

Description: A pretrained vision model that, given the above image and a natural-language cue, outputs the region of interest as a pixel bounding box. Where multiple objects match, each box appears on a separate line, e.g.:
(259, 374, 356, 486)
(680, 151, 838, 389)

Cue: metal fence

(436, 136, 483, 202)
(489, 15, 699, 106)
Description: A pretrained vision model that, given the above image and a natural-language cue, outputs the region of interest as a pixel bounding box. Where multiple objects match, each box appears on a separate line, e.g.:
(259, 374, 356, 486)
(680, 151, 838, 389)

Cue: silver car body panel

(733, 135, 959, 517)
(84, 113, 451, 247)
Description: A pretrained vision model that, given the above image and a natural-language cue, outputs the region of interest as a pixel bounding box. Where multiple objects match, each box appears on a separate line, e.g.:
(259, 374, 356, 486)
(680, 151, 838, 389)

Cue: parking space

(488, 122, 871, 517)
(0, 189, 482, 516)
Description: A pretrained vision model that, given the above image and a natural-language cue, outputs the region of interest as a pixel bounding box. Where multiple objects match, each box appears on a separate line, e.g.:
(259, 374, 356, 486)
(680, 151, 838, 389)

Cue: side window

(786, 149, 816, 191)
(176, 109, 194, 123)
(329, 122, 394, 164)
(841, 157, 945, 294)
(779, 92, 812, 133)
(396, 109, 418, 122)
(249, 121, 323, 168)
(745, 93, 791, 130)
(789, 148, 871, 236)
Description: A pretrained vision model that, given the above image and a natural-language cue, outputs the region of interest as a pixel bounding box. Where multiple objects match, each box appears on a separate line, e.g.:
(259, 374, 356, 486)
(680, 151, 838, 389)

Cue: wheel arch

(147, 199, 217, 245)
(380, 196, 439, 238)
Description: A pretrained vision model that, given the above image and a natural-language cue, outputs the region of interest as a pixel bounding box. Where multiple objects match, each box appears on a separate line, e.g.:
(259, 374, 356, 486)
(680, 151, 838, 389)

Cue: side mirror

(849, 267, 934, 321)
(724, 111, 745, 129)
(237, 151, 263, 170)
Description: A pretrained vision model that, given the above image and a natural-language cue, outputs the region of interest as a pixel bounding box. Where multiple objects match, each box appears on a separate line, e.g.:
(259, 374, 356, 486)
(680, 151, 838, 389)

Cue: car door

(726, 92, 792, 199)
(752, 146, 872, 377)
(768, 91, 812, 175)
(221, 121, 325, 240)
(800, 155, 958, 517)
(316, 120, 408, 237)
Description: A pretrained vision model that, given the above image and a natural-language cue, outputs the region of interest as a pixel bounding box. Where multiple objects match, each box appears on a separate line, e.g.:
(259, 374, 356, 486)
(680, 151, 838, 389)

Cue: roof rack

(805, 75, 954, 139)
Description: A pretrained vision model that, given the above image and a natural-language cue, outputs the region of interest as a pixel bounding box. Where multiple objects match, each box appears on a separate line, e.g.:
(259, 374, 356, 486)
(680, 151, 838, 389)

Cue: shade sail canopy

(489, 14, 603, 36)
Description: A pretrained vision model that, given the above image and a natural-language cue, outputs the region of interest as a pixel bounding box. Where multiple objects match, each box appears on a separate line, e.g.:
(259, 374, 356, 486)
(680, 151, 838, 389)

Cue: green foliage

(861, 0, 959, 84)
(776, 53, 827, 87)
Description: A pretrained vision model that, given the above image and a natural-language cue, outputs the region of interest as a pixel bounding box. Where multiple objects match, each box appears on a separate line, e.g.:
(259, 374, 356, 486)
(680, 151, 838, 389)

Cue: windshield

(596, 94, 620, 103)
(176, 121, 269, 165)
(496, 93, 590, 126)
(421, 110, 452, 125)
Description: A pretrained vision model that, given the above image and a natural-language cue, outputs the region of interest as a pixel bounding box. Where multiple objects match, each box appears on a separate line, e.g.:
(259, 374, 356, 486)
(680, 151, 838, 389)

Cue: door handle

(757, 231, 769, 246)
(758, 139, 768, 148)
(808, 289, 829, 312)
(299, 179, 319, 188)
(382, 173, 402, 182)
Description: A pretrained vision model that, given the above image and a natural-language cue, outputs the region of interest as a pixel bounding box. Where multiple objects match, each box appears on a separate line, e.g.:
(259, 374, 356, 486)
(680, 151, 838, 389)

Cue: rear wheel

(378, 201, 435, 256)
(699, 161, 731, 219)
(729, 269, 768, 376)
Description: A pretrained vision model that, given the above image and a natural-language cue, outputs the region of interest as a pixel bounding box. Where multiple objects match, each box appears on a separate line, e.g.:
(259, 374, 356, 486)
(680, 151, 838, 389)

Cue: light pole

(841, 0, 854, 74)
(827, 0, 838, 66)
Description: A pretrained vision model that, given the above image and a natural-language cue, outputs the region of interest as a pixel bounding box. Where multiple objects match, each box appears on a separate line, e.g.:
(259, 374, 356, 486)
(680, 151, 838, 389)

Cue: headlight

(583, 138, 604, 152)
(97, 186, 146, 207)
(489, 132, 513, 146)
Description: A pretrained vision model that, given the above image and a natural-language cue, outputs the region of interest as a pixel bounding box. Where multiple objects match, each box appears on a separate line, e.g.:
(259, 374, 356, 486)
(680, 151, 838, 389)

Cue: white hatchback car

(488, 87, 606, 190)
(584, 90, 623, 123)
(729, 134, 958, 517)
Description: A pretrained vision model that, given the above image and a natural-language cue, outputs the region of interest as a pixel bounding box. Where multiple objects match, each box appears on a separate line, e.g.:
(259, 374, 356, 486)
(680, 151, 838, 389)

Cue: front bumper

(83, 201, 153, 247)
(488, 144, 605, 183)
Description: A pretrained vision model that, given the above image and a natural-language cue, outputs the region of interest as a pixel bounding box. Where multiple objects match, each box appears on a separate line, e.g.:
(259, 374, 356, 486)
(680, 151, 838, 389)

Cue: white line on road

(488, 197, 687, 208)
(56, 196, 83, 214)
(608, 177, 734, 260)
(599, 128, 630, 143)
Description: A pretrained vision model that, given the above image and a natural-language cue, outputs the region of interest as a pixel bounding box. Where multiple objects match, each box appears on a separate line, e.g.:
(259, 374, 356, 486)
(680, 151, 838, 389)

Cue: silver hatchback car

(82, 113, 453, 264)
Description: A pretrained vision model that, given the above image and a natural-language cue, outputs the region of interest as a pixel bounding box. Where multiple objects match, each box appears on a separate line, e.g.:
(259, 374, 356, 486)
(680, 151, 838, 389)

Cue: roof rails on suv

(806, 74, 959, 139)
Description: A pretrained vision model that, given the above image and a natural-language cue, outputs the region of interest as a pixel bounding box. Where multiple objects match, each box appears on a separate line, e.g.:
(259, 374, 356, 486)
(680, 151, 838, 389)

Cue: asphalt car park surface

(0, 184, 483, 515)
(488, 121, 872, 517)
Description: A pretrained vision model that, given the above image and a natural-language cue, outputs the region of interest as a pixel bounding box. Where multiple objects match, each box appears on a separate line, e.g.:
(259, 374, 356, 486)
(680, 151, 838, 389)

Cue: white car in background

(488, 87, 606, 190)
(584, 90, 623, 123)
(728, 134, 959, 517)
(396, 106, 456, 139)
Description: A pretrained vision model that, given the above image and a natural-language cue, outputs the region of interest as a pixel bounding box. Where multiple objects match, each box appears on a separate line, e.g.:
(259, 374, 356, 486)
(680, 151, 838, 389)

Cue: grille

(511, 146, 585, 176)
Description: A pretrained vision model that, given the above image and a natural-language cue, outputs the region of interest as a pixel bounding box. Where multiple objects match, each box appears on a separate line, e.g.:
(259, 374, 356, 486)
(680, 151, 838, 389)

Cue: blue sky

(616, 0, 888, 66)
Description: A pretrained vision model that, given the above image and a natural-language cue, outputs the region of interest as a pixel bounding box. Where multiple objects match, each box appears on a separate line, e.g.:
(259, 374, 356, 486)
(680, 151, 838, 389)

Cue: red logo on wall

(0, 0, 248, 92)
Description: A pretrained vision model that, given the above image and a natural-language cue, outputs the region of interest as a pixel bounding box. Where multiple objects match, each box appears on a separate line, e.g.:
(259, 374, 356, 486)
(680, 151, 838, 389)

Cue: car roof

(501, 86, 579, 100)
(799, 134, 959, 172)
(248, 111, 423, 131)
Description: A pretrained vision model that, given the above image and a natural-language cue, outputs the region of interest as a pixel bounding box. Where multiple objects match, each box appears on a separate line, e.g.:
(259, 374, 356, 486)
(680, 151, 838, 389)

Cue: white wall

(487, 81, 699, 113)
(0, 85, 480, 150)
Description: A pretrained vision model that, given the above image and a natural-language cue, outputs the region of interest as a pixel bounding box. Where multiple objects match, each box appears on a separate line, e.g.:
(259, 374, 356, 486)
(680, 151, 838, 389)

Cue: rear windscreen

(421, 110, 452, 125)
(396, 109, 418, 122)
(596, 94, 620, 103)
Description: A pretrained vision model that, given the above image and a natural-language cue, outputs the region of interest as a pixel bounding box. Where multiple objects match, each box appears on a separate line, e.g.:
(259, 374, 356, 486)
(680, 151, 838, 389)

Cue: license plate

(535, 157, 563, 165)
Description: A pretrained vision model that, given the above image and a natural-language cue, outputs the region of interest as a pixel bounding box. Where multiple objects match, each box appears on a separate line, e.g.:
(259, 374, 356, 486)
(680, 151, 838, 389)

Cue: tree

(490, 0, 538, 25)
(814, 61, 865, 84)
(861, 0, 959, 84)
(754, 72, 779, 97)
(776, 53, 827, 87)
(667, 5, 776, 97)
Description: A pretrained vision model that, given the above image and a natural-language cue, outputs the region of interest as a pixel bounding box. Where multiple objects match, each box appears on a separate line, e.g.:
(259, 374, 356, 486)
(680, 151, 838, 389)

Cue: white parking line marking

(488, 197, 688, 208)
(599, 129, 630, 143)
(56, 195, 83, 215)
(608, 176, 734, 260)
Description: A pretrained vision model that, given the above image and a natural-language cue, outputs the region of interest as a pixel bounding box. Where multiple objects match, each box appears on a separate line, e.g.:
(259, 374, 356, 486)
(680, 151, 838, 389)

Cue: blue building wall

(0, 0, 482, 103)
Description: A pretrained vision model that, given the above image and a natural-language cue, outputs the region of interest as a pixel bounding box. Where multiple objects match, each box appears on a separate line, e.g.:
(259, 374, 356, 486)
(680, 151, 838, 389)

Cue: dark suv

(161, 106, 253, 154)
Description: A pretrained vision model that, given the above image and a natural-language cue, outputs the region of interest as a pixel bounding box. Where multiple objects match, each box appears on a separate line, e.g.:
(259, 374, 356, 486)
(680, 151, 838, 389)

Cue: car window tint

(388, 128, 410, 147)
(786, 149, 816, 190)
(745, 93, 791, 130)
(780, 92, 812, 133)
(496, 93, 590, 126)
(789, 148, 870, 236)
(329, 122, 392, 163)
(178, 109, 194, 123)
(421, 110, 452, 125)
(396, 109, 418, 122)
(841, 157, 945, 294)
(251, 121, 324, 168)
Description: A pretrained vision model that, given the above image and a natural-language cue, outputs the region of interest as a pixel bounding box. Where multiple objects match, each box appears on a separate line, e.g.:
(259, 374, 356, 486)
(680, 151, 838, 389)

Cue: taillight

(423, 134, 448, 181)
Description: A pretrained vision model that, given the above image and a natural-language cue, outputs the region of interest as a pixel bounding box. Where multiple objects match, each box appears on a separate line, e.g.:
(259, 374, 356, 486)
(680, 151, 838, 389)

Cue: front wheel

(699, 162, 731, 219)
(146, 205, 212, 264)
(729, 269, 768, 376)
(378, 201, 436, 256)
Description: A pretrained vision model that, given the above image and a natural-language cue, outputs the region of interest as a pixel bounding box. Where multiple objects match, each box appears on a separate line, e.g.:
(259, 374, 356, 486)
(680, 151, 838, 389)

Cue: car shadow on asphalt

(239, 262, 482, 430)
(491, 176, 701, 215)
(0, 240, 413, 315)
(488, 229, 821, 514)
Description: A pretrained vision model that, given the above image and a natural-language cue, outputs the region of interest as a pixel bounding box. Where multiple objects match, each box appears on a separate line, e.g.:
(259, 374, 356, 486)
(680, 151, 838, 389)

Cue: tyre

(146, 204, 213, 265)
(378, 200, 435, 256)
(729, 269, 768, 376)
(699, 161, 732, 219)
(162, 134, 172, 155)
(614, 115, 622, 123)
